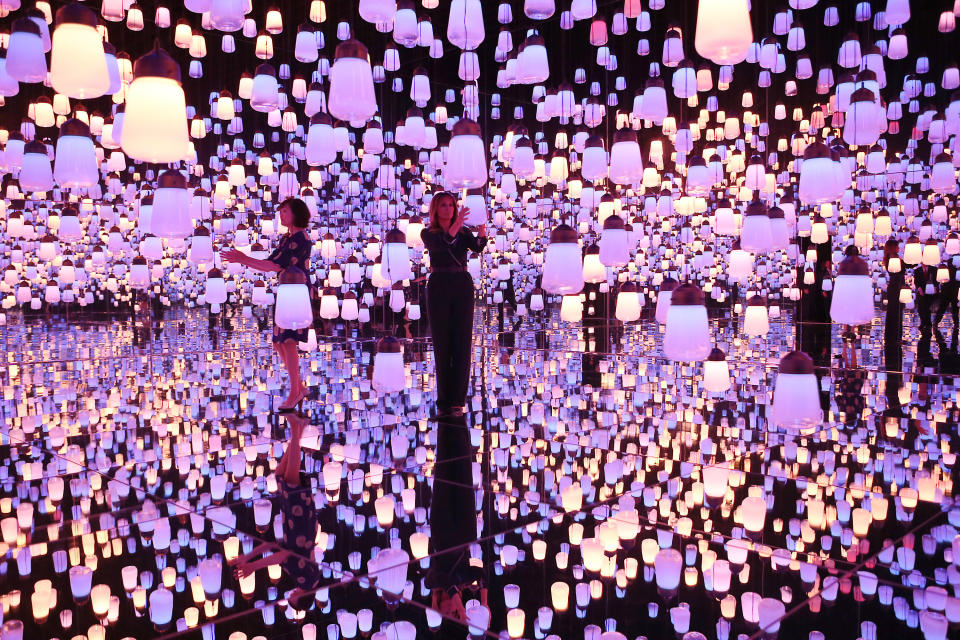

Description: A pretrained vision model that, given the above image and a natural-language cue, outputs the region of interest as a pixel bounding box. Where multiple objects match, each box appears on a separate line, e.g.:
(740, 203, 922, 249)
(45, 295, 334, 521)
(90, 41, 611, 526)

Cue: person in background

(883, 239, 905, 344)
(420, 192, 487, 418)
(913, 260, 938, 334)
(935, 259, 959, 334)
(222, 198, 313, 411)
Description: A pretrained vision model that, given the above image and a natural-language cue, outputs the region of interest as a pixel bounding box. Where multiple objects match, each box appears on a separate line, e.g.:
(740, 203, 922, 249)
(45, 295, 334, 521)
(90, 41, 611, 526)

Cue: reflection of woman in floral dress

(229, 413, 320, 610)
(222, 198, 313, 410)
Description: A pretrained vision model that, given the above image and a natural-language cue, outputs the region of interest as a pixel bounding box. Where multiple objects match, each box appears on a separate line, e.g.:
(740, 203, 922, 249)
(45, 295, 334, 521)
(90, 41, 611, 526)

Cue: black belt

(430, 266, 468, 274)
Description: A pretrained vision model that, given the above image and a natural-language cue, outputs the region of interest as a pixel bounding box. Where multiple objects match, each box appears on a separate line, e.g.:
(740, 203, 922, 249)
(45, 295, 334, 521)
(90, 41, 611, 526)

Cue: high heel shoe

(277, 386, 309, 412)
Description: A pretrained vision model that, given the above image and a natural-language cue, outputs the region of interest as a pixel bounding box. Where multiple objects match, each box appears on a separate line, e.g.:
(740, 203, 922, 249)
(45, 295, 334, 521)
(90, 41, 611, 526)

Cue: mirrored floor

(0, 305, 958, 640)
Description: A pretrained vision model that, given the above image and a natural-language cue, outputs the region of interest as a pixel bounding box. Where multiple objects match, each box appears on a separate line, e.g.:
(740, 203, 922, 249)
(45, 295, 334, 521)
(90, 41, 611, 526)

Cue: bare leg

(279, 414, 305, 486)
(279, 340, 305, 405)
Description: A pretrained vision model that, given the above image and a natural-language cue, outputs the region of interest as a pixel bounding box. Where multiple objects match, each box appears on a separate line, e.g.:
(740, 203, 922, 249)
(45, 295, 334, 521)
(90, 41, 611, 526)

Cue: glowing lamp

(51, 3, 110, 99)
(275, 269, 313, 329)
(54, 118, 98, 188)
(663, 284, 711, 361)
(703, 348, 731, 393)
(329, 39, 377, 124)
(152, 170, 192, 239)
(542, 224, 584, 294)
(695, 0, 752, 65)
(372, 336, 405, 393)
(122, 42, 190, 163)
(446, 118, 487, 188)
(615, 282, 642, 322)
(830, 254, 874, 325)
(770, 351, 822, 431)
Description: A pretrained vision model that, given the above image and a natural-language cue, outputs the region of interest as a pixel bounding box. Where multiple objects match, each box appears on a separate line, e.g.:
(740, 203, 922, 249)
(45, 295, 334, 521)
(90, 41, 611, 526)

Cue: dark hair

(882, 238, 900, 267)
(844, 245, 860, 258)
(279, 197, 310, 229)
(427, 192, 457, 231)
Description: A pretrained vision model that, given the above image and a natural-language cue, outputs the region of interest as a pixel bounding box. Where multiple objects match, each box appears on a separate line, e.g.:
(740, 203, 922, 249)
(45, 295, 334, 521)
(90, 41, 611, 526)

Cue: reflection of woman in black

(883, 239, 905, 344)
(421, 192, 487, 417)
(229, 413, 319, 611)
(834, 335, 866, 427)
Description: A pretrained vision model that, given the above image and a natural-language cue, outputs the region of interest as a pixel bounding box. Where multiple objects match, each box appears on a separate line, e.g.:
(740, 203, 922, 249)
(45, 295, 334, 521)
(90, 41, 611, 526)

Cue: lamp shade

(328, 39, 377, 124)
(20, 141, 54, 192)
(382, 228, 413, 282)
(615, 282, 642, 322)
(51, 3, 110, 99)
(122, 43, 190, 162)
(655, 279, 678, 324)
(770, 351, 823, 431)
(663, 284, 711, 361)
(373, 336, 405, 393)
(152, 170, 193, 239)
(694, 0, 752, 65)
(542, 224, 584, 294)
(703, 348, 731, 392)
(608, 129, 643, 185)
(53, 119, 98, 188)
(599, 215, 630, 266)
(446, 119, 487, 188)
(275, 269, 313, 329)
(740, 199, 772, 253)
(830, 255, 874, 325)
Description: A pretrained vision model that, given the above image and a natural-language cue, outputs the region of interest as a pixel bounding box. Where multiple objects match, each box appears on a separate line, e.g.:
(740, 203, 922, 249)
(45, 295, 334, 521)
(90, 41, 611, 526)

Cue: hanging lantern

(703, 348, 731, 392)
(542, 224, 583, 294)
(373, 336, 405, 393)
(614, 282, 642, 322)
(608, 129, 643, 185)
(599, 215, 630, 266)
(20, 141, 54, 192)
(274, 268, 313, 329)
(328, 39, 378, 124)
(6, 17, 48, 83)
(445, 118, 487, 188)
(382, 228, 413, 283)
(122, 42, 190, 162)
(663, 283, 711, 361)
(204, 268, 228, 305)
(740, 199, 772, 253)
(447, 0, 485, 50)
(655, 278, 678, 324)
(743, 296, 770, 337)
(53, 118, 98, 188)
(210, 0, 246, 32)
(830, 253, 874, 325)
(152, 170, 192, 239)
(51, 2, 110, 99)
(770, 351, 823, 432)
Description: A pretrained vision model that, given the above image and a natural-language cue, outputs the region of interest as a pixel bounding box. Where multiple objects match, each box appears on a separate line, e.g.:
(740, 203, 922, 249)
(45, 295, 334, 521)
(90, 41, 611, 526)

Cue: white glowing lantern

(542, 224, 584, 294)
(122, 43, 190, 163)
(694, 0, 752, 65)
(770, 351, 823, 432)
(152, 170, 193, 240)
(446, 119, 488, 188)
(372, 336, 405, 393)
(615, 282, 642, 322)
(50, 3, 110, 99)
(275, 269, 313, 329)
(703, 348, 731, 392)
(53, 118, 98, 188)
(663, 284, 711, 361)
(830, 254, 874, 325)
(329, 39, 377, 124)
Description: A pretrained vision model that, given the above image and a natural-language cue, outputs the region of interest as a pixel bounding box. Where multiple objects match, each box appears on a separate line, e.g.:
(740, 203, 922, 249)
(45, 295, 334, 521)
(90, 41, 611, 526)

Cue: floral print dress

(268, 229, 313, 344)
(279, 478, 321, 591)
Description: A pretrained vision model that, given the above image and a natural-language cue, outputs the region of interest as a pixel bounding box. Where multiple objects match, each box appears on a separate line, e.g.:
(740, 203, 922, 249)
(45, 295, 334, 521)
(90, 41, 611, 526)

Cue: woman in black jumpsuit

(420, 192, 487, 417)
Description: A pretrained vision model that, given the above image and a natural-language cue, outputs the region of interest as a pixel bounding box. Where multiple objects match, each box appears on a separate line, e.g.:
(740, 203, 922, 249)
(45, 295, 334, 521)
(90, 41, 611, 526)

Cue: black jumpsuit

(421, 226, 487, 412)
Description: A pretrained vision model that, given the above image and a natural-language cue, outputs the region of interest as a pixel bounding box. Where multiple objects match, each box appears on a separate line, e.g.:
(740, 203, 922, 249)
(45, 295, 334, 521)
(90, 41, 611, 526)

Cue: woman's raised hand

(220, 248, 246, 264)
